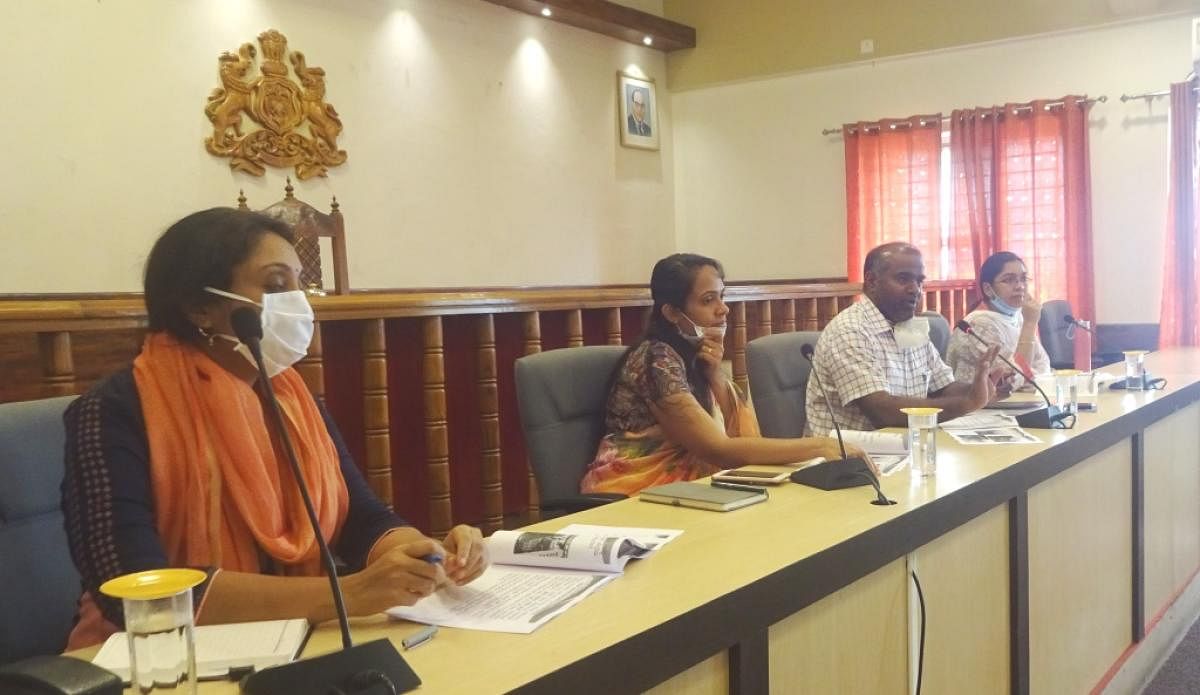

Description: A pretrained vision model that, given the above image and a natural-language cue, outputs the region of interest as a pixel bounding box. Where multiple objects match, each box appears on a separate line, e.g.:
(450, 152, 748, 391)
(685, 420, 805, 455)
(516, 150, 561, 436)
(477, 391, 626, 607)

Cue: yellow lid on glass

(1122, 350, 1149, 356)
(900, 407, 943, 416)
(1053, 369, 1081, 376)
(100, 569, 206, 601)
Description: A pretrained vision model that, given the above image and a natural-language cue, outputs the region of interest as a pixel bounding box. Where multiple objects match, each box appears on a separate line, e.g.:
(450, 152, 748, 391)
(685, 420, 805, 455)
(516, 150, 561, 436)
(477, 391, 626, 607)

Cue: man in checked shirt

(805, 242, 1002, 435)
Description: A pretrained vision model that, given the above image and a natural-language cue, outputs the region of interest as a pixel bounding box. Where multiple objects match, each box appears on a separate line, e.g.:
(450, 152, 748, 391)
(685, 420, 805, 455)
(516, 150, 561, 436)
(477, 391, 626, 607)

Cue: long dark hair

(144, 207, 294, 342)
(609, 253, 725, 413)
(975, 251, 1024, 310)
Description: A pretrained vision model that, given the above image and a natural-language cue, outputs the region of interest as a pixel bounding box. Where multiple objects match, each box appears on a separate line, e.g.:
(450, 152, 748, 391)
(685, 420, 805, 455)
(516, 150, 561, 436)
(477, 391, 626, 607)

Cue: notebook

(639, 481, 767, 512)
(92, 618, 310, 681)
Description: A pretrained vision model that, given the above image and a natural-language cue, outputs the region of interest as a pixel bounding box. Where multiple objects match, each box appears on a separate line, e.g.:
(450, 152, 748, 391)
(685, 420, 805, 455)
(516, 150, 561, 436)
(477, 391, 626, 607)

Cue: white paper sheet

(556, 524, 683, 550)
(945, 427, 1041, 445)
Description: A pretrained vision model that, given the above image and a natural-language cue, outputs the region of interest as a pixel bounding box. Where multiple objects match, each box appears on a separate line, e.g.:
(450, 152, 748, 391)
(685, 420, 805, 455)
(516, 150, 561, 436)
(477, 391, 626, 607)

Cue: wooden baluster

(296, 321, 325, 399)
(953, 290, 967, 325)
(800, 298, 818, 331)
(37, 331, 75, 397)
(757, 300, 773, 338)
(731, 302, 749, 394)
(566, 309, 584, 347)
(476, 315, 503, 535)
(523, 312, 543, 521)
(605, 308, 623, 345)
(362, 320, 393, 507)
(817, 297, 839, 328)
(422, 317, 452, 538)
(780, 299, 796, 332)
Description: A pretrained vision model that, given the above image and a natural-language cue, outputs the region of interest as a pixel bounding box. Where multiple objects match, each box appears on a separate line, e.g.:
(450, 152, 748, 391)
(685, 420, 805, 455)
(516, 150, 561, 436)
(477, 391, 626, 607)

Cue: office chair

(1038, 300, 1075, 369)
(745, 331, 822, 438)
(0, 396, 80, 664)
(514, 346, 629, 516)
(921, 311, 952, 359)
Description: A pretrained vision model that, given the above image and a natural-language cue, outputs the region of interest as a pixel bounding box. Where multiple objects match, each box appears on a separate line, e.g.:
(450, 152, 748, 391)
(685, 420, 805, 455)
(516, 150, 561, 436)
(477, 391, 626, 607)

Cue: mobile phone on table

(711, 468, 791, 486)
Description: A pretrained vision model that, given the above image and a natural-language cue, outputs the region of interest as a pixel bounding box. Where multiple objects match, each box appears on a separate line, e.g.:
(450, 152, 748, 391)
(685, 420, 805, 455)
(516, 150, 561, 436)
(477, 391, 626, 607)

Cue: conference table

(76, 349, 1200, 694)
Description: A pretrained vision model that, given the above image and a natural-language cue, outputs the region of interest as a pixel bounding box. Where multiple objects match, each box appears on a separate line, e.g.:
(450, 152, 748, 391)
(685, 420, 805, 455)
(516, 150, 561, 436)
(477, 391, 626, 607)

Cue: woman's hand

(1020, 292, 1042, 325)
(443, 525, 488, 586)
(344, 538, 447, 614)
(695, 336, 726, 386)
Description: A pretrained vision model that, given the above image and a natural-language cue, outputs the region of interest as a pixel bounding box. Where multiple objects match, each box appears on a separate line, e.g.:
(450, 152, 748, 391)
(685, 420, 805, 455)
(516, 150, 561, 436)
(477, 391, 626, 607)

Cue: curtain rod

(1120, 87, 1200, 102)
(820, 95, 1107, 136)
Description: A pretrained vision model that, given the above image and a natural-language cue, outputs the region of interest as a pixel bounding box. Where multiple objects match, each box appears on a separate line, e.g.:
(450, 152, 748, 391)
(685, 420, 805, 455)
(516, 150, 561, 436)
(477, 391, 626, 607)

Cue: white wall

(671, 14, 1190, 323)
(0, 0, 673, 293)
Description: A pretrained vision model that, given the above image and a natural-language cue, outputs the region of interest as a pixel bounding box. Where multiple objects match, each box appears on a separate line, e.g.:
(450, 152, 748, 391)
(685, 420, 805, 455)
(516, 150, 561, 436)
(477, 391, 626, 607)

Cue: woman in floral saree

(581, 254, 861, 495)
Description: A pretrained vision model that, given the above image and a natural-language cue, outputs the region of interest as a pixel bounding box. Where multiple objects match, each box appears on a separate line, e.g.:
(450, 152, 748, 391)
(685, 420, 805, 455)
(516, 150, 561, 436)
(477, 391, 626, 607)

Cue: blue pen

(421, 553, 443, 564)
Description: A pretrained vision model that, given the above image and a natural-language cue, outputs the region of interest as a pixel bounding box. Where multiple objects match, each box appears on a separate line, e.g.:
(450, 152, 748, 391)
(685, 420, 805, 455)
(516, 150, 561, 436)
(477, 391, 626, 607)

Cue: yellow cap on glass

(100, 569, 206, 601)
(900, 407, 943, 416)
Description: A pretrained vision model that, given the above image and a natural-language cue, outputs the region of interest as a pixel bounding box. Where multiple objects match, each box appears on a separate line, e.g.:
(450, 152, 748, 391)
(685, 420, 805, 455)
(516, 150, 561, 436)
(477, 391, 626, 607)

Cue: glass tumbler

(1123, 350, 1148, 391)
(100, 569, 206, 694)
(901, 407, 942, 478)
(1054, 369, 1080, 415)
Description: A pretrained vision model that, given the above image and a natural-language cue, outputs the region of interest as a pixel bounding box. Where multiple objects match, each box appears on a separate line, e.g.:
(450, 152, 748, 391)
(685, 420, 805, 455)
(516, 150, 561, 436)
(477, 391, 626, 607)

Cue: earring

(198, 325, 215, 347)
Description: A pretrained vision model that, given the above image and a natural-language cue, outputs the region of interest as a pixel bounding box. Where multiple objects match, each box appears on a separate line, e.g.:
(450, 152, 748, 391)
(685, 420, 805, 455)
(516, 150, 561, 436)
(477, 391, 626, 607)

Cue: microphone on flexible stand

(231, 308, 421, 695)
(791, 344, 895, 506)
(954, 320, 1069, 430)
(1063, 314, 1093, 332)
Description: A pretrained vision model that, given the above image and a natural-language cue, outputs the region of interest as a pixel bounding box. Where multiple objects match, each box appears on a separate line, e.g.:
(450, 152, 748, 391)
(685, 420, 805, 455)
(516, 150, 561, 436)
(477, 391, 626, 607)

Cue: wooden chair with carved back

(237, 179, 350, 295)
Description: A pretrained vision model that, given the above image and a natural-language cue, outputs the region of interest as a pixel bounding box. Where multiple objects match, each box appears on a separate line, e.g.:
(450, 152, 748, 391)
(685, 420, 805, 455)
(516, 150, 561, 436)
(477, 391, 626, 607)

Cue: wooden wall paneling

(422, 316, 453, 538)
(756, 300, 772, 339)
(619, 306, 646, 345)
(1142, 403, 1200, 628)
(442, 316, 484, 529)
(523, 311, 543, 520)
(476, 314, 504, 534)
(362, 319, 393, 507)
(0, 333, 42, 403)
(319, 321, 367, 477)
(817, 298, 839, 328)
(296, 321, 325, 399)
(382, 318, 430, 531)
(38, 331, 75, 397)
(939, 290, 952, 322)
(566, 309, 584, 347)
(731, 302, 748, 394)
(837, 295, 853, 313)
(360, 319, 393, 506)
(800, 298, 818, 331)
(493, 313, 532, 522)
(953, 289, 967, 325)
(780, 299, 796, 333)
(605, 308, 623, 345)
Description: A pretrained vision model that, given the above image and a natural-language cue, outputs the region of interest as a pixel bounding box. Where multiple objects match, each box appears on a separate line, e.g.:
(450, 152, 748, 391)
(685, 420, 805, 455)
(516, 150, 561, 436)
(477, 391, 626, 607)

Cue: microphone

(231, 307, 421, 695)
(954, 320, 1068, 430)
(792, 344, 895, 506)
(1063, 314, 1093, 332)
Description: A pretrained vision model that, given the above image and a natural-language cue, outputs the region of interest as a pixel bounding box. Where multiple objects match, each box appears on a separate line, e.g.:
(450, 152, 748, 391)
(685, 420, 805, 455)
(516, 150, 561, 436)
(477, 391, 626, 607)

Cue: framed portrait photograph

(618, 72, 659, 151)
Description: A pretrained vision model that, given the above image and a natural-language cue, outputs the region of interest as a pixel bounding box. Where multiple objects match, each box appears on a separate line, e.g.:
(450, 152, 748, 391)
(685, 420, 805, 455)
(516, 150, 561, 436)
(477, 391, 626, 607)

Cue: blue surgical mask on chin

(987, 290, 1021, 317)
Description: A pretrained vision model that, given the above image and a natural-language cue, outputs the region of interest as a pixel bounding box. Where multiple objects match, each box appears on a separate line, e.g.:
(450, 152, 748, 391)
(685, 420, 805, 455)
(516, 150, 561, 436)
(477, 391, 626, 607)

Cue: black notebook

(639, 481, 767, 512)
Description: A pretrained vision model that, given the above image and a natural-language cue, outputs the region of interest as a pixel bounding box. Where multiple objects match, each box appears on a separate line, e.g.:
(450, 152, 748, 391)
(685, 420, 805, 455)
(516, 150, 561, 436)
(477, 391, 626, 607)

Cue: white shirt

(804, 299, 955, 435)
(945, 307, 1051, 390)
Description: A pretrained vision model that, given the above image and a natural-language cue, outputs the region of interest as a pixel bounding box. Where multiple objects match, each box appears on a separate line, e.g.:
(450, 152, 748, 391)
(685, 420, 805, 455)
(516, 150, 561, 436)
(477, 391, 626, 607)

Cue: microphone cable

(911, 569, 927, 695)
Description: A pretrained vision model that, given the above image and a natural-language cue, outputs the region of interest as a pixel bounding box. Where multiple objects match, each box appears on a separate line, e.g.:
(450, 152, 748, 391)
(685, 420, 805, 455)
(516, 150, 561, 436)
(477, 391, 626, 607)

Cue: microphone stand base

(240, 638, 421, 695)
(1015, 405, 1068, 429)
(790, 458, 873, 490)
(871, 498, 898, 506)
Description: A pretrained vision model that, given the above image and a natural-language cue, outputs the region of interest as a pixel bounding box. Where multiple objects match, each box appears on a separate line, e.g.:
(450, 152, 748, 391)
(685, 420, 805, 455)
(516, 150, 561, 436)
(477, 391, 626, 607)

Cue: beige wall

(671, 15, 1190, 323)
(0, 0, 674, 293)
(664, 0, 1198, 90)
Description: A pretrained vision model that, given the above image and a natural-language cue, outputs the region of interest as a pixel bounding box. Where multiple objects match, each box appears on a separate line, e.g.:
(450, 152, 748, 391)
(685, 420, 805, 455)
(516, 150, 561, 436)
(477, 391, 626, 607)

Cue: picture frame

(618, 72, 659, 151)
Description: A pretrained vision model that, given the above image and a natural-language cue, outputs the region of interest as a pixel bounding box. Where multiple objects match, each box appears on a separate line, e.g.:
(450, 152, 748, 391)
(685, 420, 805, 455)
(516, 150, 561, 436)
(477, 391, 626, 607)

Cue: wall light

(541, 7, 552, 17)
(642, 36, 653, 46)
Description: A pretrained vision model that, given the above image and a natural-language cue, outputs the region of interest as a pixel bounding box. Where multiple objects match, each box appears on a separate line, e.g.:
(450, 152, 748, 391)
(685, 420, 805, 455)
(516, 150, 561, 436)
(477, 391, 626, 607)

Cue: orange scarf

(133, 332, 348, 574)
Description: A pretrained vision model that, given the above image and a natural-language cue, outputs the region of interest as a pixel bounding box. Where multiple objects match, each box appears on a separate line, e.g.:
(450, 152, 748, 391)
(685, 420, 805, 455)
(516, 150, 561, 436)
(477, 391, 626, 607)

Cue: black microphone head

(800, 343, 815, 360)
(1063, 314, 1076, 324)
(231, 306, 263, 343)
(955, 319, 972, 333)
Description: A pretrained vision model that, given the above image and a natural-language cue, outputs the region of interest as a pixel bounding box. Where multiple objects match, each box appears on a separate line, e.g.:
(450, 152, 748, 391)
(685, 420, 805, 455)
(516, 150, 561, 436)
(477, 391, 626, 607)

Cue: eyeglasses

(993, 274, 1029, 286)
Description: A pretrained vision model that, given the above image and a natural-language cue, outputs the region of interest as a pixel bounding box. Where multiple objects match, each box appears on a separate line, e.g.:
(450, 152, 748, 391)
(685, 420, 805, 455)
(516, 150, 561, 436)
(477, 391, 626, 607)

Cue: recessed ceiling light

(643, 36, 653, 46)
(541, 7, 552, 17)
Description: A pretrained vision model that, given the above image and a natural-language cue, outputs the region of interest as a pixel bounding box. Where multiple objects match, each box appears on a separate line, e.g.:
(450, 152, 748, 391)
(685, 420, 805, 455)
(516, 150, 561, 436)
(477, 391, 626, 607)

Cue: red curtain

(844, 115, 944, 281)
(949, 97, 1096, 320)
(1160, 79, 1199, 348)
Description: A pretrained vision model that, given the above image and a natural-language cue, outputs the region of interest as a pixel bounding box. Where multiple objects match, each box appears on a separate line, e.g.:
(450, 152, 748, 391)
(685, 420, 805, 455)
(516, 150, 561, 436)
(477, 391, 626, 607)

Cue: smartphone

(712, 468, 791, 486)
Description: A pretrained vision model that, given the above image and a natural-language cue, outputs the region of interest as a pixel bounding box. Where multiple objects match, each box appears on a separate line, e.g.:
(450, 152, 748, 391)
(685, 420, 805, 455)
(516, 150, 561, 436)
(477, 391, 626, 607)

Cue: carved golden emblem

(204, 30, 347, 180)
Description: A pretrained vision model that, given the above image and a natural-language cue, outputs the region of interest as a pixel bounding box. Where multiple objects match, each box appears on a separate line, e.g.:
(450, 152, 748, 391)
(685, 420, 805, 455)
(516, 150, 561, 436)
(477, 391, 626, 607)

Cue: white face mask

(892, 317, 930, 350)
(678, 312, 727, 345)
(203, 287, 315, 377)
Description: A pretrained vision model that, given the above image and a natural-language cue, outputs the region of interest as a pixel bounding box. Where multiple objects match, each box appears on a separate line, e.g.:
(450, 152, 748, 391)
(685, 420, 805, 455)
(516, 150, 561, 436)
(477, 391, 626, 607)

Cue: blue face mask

(986, 289, 1021, 317)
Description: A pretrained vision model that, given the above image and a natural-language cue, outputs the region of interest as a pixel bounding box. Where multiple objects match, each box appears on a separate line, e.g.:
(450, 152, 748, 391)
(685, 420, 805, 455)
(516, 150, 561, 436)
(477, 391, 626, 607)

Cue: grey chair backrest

(0, 396, 79, 664)
(922, 311, 952, 359)
(746, 331, 821, 438)
(514, 346, 628, 504)
(1038, 299, 1074, 369)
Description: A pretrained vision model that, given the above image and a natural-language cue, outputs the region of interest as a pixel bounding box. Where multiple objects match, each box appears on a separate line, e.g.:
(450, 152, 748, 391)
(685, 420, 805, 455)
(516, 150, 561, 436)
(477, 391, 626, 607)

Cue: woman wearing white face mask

(946, 251, 1051, 391)
(581, 254, 860, 495)
(60, 208, 488, 650)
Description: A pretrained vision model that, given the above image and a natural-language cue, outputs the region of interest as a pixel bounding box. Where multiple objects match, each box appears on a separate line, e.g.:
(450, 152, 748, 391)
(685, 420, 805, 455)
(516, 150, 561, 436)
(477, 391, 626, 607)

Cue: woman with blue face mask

(946, 251, 1051, 391)
(581, 253, 861, 495)
(60, 208, 488, 650)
